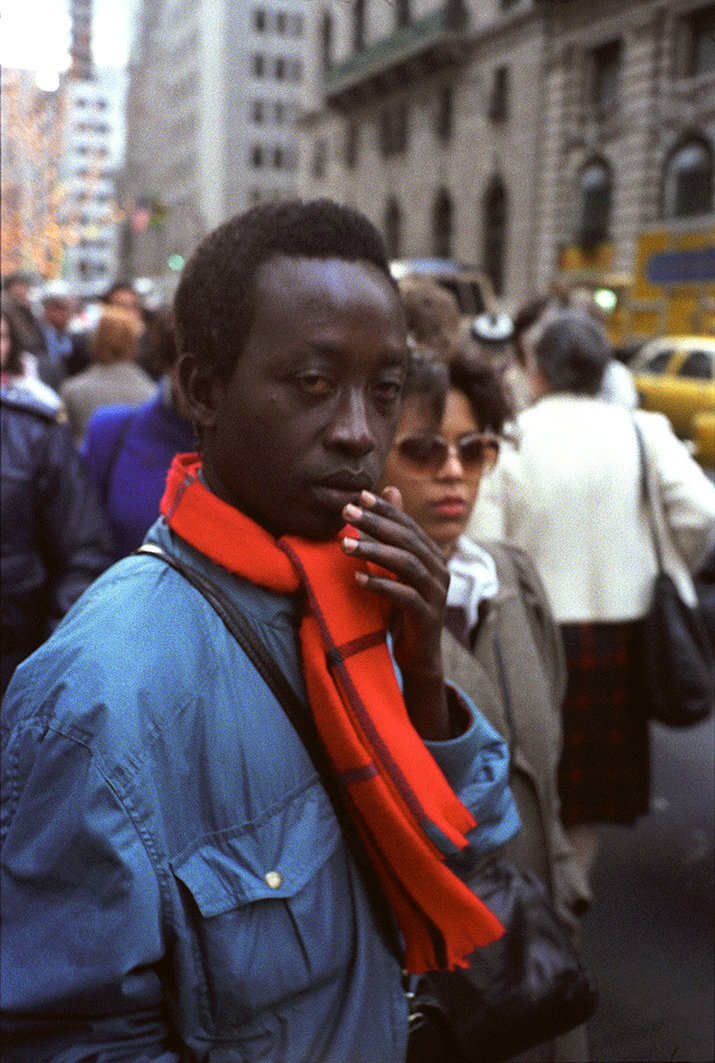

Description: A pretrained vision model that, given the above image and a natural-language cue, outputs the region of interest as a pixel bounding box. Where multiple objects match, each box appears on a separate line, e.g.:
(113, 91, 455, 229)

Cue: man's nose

(324, 388, 376, 456)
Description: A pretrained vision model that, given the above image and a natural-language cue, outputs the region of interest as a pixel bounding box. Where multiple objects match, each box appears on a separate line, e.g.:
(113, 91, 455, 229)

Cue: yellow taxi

(630, 336, 715, 465)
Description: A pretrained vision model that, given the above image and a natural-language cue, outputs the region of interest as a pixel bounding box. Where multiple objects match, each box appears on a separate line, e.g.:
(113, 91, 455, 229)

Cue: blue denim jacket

(1, 520, 519, 1062)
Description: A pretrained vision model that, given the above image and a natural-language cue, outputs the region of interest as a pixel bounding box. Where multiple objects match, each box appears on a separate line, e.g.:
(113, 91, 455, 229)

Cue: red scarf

(161, 453, 503, 972)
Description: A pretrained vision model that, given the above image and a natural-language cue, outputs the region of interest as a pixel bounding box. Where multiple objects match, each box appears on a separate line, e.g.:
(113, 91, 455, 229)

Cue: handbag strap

(133, 542, 403, 961)
(632, 417, 665, 573)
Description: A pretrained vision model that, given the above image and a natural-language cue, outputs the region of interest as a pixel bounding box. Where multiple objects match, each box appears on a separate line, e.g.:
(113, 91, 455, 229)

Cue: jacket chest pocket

(170, 780, 353, 1036)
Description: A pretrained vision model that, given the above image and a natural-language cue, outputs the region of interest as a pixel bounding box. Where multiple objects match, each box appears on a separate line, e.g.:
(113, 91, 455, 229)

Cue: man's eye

(373, 378, 403, 401)
(297, 373, 333, 395)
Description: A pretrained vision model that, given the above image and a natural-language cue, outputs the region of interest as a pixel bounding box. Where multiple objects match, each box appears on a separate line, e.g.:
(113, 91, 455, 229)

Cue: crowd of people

(1, 198, 714, 1062)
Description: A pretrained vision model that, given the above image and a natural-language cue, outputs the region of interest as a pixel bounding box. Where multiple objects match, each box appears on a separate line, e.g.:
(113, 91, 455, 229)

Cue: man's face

(196, 255, 408, 540)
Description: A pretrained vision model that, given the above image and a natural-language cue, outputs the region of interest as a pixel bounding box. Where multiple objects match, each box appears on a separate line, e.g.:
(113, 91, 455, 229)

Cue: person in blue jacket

(80, 308, 195, 559)
(1, 199, 519, 1063)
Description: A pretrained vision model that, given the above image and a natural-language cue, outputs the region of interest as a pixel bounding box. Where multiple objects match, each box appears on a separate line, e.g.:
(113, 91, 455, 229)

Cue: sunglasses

(394, 431, 500, 477)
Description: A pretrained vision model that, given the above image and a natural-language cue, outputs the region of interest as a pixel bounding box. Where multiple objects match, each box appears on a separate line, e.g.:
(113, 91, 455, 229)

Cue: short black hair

(402, 344, 513, 436)
(173, 198, 393, 379)
(533, 310, 611, 396)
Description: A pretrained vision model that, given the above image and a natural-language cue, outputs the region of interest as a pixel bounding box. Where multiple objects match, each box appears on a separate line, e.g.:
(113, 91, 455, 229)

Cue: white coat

(468, 394, 715, 623)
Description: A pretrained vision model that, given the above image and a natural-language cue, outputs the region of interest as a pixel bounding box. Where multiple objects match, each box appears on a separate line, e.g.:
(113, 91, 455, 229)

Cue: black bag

(633, 420, 714, 728)
(136, 545, 598, 1063)
(410, 858, 598, 1063)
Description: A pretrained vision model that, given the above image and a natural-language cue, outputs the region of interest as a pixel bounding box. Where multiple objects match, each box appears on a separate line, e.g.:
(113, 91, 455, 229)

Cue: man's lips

(311, 472, 374, 511)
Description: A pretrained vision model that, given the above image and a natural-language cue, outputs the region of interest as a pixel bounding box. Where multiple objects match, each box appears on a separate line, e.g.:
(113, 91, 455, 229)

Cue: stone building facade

(299, 0, 714, 318)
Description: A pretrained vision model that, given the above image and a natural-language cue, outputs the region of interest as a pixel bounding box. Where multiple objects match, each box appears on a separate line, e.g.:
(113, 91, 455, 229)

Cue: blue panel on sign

(645, 247, 715, 285)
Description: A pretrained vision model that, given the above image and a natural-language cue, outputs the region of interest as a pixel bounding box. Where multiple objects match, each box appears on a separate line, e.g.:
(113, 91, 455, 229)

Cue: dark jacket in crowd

(1, 386, 115, 695)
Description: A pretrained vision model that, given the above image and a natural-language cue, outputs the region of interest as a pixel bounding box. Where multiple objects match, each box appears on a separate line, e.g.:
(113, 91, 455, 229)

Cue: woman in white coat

(468, 310, 715, 879)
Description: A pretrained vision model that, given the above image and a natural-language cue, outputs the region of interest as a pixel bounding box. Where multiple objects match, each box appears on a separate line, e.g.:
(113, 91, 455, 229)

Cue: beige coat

(442, 541, 592, 1062)
(61, 362, 157, 445)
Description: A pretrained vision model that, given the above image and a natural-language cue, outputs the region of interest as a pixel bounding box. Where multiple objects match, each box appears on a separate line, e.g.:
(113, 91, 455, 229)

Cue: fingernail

(360, 490, 376, 506)
(342, 537, 358, 553)
(355, 571, 368, 584)
(345, 503, 362, 520)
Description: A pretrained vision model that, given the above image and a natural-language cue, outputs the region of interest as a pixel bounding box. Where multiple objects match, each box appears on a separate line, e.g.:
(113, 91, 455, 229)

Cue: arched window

(432, 187, 453, 259)
(577, 159, 611, 247)
(384, 197, 401, 259)
(483, 176, 507, 297)
(663, 139, 713, 218)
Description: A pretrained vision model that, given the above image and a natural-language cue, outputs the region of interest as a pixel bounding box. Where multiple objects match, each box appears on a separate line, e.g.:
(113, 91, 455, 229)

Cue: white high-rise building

(123, 0, 308, 286)
(60, 68, 126, 294)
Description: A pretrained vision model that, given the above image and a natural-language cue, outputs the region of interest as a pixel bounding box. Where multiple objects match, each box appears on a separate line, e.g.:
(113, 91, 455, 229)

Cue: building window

(577, 159, 612, 246)
(353, 0, 365, 52)
(276, 11, 287, 34)
(312, 139, 327, 180)
(684, 4, 715, 76)
(251, 144, 264, 168)
(345, 121, 359, 169)
(396, 0, 410, 29)
(488, 66, 509, 123)
(252, 53, 265, 78)
(380, 102, 409, 157)
(252, 99, 264, 123)
(274, 100, 286, 123)
(253, 8, 266, 32)
(292, 14, 304, 37)
(290, 59, 303, 82)
(322, 10, 333, 70)
(662, 139, 713, 218)
(275, 57, 286, 80)
(273, 147, 283, 169)
(436, 86, 453, 142)
(384, 197, 401, 259)
(432, 187, 453, 259)
(483, 176, 508, 297)
(591, 39, 621, 116)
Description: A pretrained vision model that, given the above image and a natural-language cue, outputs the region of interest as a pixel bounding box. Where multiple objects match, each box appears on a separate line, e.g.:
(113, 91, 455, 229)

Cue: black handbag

(410, 858, 597, 1063)
(136, 544, 598, 1063)
(633, 420, 714, 728)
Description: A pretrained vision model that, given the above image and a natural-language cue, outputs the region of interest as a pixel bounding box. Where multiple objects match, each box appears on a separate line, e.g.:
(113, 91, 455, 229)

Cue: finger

(347, 538, 449, 602)
(343, 519, 447, 587)
(344, 492, 444, 571)
(381, 485, 403, 510)
(355, 570, 439, 621)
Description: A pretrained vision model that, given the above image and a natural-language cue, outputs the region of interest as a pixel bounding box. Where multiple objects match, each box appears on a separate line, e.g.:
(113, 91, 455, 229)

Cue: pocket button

(265, 870, 283, 889)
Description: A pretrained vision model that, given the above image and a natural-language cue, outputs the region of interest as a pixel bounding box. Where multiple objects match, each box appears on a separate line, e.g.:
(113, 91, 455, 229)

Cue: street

(582, 710, 715, 1062)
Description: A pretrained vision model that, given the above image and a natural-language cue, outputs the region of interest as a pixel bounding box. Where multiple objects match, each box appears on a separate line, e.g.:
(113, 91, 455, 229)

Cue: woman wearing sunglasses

(379, 346, 592, 1063)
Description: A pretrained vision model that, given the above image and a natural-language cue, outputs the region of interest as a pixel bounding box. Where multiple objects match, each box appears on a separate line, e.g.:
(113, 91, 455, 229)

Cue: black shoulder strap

(134, 542, 403, 960)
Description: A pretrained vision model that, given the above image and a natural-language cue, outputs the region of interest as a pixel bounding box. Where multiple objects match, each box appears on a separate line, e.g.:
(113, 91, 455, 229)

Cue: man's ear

(177, 352, 222, 429)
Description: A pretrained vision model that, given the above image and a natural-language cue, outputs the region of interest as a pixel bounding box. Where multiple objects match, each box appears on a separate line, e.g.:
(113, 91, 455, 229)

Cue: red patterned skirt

(557, 621, 650, 827)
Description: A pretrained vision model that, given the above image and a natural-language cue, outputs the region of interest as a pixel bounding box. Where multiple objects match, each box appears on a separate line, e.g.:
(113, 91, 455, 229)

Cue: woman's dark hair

(402, 342, 513, 436)
(1, 308, 25, 375)
(173, 198, 394, 380)
(532, 310, 611, 396)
